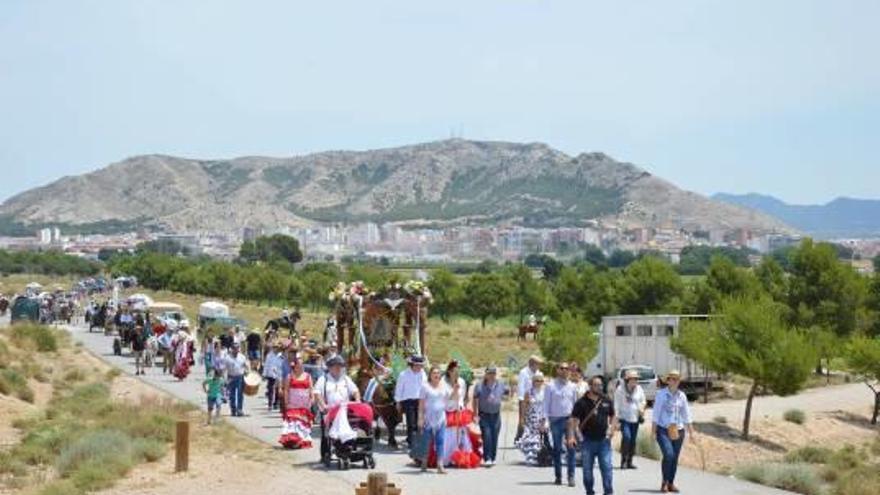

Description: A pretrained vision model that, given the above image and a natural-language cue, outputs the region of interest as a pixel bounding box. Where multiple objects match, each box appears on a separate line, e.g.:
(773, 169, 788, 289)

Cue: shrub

(713, 415, 728, 424)
(834, 465, 880, 495)
(0, 368, 35, 402)
(132, 438, 166, 462)
(783, 409, 806, 425)
(56, 429, 132, 477)
(63, 369, 86, 383)
(734, 462, 821, 495)
(636, 433, 660, 460)
(785, 446, 833, 464)
(10, 324, 59, 352)
(829, 444, 861, 471)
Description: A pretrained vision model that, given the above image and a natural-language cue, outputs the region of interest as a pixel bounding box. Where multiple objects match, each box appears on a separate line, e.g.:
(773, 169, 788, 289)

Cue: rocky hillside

(1, 139, 794, 234)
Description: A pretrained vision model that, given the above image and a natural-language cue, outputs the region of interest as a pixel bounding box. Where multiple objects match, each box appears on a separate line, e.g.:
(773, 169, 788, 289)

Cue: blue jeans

(479, 412, 501, 462)
(418, 424, 447, 465)
(227, 375, 244, 414)
(656, 427, 686, 484)
(582, 438, 613, 495)
(550, 416, 576, 481)
(619, 420, 640, 450)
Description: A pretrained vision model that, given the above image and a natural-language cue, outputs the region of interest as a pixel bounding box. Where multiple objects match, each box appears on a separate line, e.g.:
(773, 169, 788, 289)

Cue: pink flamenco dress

(279, 374, 314, 449)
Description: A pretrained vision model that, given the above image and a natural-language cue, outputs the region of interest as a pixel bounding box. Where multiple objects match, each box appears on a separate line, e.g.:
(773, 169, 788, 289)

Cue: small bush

(0, 368, 35, 402)
(785, 446, 833, 464)
(10, 324, 59, 352)
(69, 458, 131, 491)
(105, 368, 121, 381)
(829, 444, 861, 471)
(834, 465, 880, 495)
(713, 416, 728, 424)
(636, 433, 660, 460)
(0, 452, 28, 476)
(735, 462, 821, 495)
(56, 429, 132, 477)
(783, 409, 806, 425)
(63, 369, 86, 383)
(132, 438, 166, 462)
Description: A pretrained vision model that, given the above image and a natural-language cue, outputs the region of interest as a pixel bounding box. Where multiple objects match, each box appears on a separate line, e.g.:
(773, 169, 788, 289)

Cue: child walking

(203, 369, 225, 424)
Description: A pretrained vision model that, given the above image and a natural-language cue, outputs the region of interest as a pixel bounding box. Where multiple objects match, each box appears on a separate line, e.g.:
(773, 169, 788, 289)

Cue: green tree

(302, 270, 335, 312)
(754, 256, 788, 303)
(618, 256, 684, 314)
(845, 337, 880, 424)
(506, 264, 554, 324)
(537, 311, 598, 366)
(428, 268, 463, 323)
(674, 297, 816, 438)
(463, 272, 515, 328)
(239, 234, 303, 265)
(583, 244, 607, 268)
(553, 265, 619, 324)
(788, 239, 867, 337)
(607, 249, 636, 268)
(874, 255, 880, 274)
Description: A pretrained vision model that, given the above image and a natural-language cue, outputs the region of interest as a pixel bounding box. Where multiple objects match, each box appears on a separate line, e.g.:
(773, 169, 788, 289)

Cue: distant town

(1, 222, 877, 274)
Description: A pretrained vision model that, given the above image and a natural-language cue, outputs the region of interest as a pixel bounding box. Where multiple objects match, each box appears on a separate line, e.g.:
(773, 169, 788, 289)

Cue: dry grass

(0, 274, 77, 296)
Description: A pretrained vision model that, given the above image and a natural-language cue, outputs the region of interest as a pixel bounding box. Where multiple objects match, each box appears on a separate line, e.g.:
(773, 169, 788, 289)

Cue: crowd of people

(93, 306, 697, 495)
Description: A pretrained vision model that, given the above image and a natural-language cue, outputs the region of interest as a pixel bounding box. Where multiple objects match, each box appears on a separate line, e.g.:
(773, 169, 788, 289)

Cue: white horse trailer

(586, 315, 714, 395)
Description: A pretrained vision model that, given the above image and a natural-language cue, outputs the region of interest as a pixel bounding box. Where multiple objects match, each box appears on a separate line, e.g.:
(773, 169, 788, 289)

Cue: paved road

(52, 319, 793, 495)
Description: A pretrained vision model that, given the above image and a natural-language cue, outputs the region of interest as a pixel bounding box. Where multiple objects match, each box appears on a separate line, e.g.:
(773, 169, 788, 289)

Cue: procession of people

(72, 295, 699, 495)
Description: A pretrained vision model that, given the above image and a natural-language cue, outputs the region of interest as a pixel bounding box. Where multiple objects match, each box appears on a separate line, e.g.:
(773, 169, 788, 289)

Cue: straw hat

(665, 369, 681, 380)
(528, 354, 544, 364)
(624, 370, 640, 381)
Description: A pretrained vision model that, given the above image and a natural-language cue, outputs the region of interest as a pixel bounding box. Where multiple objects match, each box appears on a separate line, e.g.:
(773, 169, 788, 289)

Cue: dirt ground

(680, 410, 879, 473)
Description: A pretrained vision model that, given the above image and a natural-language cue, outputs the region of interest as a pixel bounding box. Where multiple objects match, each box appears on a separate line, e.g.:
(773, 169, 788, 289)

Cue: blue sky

(1, 1, 877, 204)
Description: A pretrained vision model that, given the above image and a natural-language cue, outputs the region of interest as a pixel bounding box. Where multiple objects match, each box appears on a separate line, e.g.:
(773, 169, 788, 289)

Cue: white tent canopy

(199, 301, 229, 319)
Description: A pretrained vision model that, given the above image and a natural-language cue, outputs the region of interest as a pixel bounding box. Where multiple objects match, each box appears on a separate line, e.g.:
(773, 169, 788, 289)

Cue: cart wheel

(367, 456, 376, 469)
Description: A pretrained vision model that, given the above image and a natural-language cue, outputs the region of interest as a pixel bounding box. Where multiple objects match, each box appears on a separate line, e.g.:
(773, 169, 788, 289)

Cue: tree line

(0, 249, 101, 278)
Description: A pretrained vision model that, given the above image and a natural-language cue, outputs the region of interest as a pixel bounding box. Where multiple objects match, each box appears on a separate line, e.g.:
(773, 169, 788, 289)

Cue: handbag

(667, 424, 680, 441)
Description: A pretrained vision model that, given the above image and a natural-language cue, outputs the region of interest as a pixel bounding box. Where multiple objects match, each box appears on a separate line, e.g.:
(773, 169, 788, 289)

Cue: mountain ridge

(0, 139, 794, 235)
(713, 192, 880, 238)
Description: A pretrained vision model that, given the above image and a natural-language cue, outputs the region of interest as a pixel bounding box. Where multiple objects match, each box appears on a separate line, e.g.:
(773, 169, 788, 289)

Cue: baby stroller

(322, 402, 376, 470)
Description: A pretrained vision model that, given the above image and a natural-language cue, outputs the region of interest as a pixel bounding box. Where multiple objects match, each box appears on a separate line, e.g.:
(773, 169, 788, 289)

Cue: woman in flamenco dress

(279, 353, 314, 449)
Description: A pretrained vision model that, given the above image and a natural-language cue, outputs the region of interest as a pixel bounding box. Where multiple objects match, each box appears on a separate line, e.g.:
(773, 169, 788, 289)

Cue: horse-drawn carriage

(10, 296, 40, 324)
(327, 280, 434, 447)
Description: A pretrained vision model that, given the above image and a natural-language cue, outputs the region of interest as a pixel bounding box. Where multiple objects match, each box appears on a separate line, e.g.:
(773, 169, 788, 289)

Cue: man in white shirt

(394, 355, 426, 448)
(544, 362, 579, 486)
(313, 355, 360, 461)
(262, 341, 285, 411)
(516, 354, 543, 441)
(224, 342, 250, 417)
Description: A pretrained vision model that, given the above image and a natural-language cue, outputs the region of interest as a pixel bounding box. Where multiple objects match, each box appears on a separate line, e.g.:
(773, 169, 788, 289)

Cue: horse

(517, 322, 541, 341)
(355, 367, 401, 448)
(89, 305, 107, 332)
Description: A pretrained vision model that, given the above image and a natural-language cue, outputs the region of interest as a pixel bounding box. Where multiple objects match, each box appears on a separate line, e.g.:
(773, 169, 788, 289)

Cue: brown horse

(517, 322, 541, 341)
(355, 367, 401, 448)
